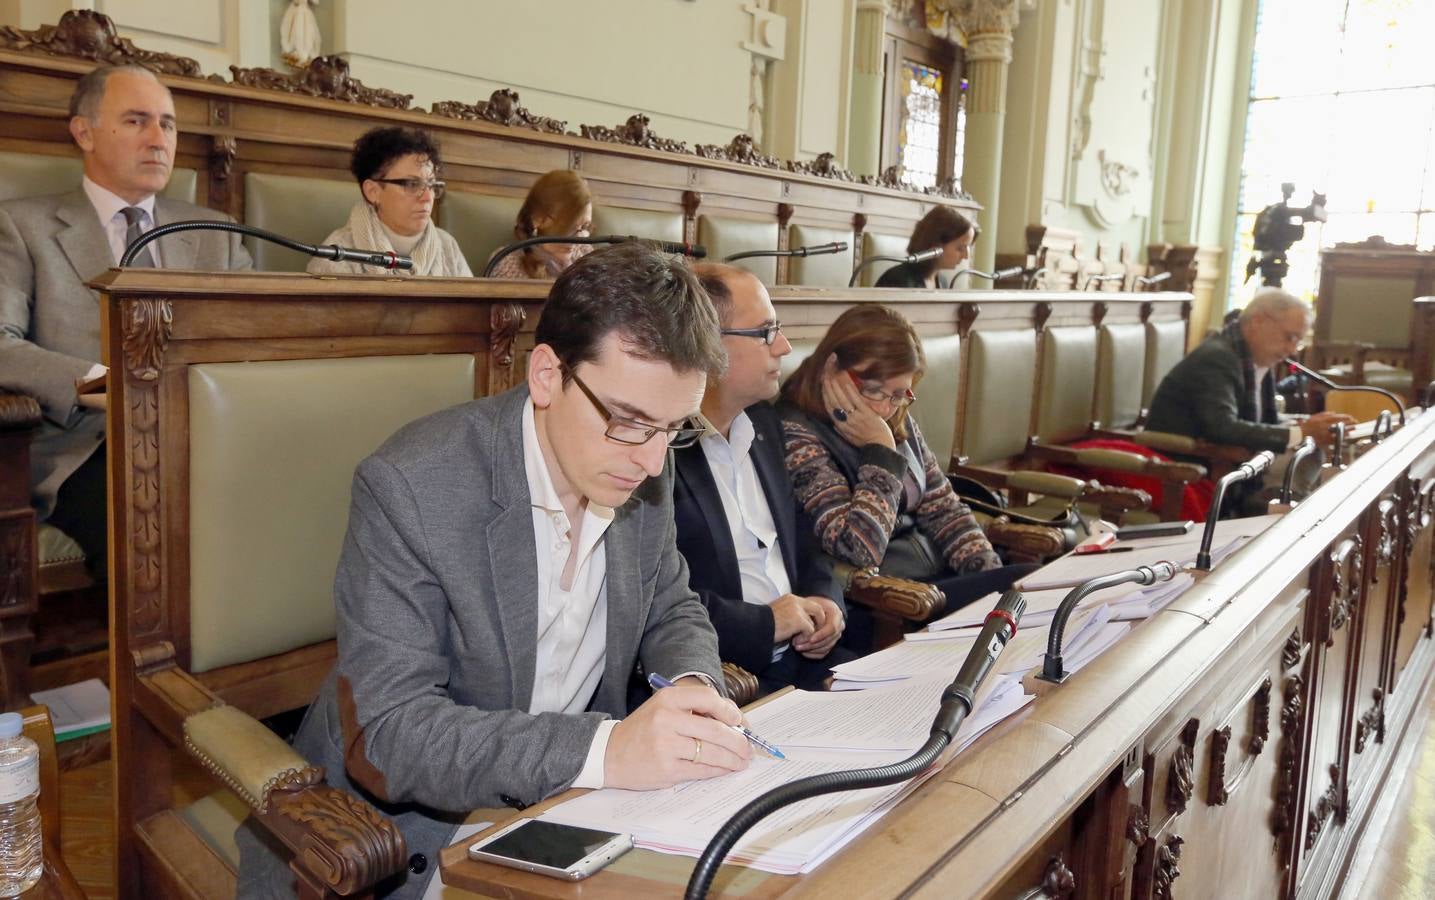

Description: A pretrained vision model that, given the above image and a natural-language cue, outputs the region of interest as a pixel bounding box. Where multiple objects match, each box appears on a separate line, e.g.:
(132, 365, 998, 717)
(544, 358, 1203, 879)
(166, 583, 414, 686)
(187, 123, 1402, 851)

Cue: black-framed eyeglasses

(372, 177, 446, 199)
(565, 367, 706, 448)
(720, 321, 784, 346)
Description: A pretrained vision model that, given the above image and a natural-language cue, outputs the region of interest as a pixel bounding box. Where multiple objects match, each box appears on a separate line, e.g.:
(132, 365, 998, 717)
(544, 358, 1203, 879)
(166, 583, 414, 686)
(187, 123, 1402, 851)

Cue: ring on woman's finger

(832, 407, 848, 422)
(690, 737, 702, 763)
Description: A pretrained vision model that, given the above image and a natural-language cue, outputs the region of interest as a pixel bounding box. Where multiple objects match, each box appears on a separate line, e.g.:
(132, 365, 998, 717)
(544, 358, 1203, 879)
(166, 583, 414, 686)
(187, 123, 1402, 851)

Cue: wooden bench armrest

(0, 390, 42, 432)
(721, 662, 760, 707)
(1078, 481, 1151, 514)
(950, 462, 1087, 499)
(983, 516, 1067, 560)
(833, 563, 945, 622)
(138, 665, 407, 895)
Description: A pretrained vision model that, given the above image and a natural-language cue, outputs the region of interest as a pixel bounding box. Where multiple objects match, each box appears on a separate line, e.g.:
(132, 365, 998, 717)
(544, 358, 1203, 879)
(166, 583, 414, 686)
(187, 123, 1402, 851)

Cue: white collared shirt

(82, 176, 161, 267)
(522, 401, 617, 788)
(700, 412, 793, 662)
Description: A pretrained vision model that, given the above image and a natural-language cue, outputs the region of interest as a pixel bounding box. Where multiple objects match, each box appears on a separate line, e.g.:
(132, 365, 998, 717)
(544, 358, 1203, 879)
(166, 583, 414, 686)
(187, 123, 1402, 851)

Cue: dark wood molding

(0, 10, 206, 77)
(1251, 675, 1272, 756)
(787, 152, 856, 182)
(1207, 725, 1231, 806)
(1272, 674, 1303, 845)
(429, 88, 567, 134)
(580, 114, 690, 154)
(229, 56, 413, 110)
(1354, 687, 1385, 755)
(694, 134, 782, 169)
(1153, 835, 1183, 900)
(1281, 627, 1302, 671)
(1166, 718, 1198, 816)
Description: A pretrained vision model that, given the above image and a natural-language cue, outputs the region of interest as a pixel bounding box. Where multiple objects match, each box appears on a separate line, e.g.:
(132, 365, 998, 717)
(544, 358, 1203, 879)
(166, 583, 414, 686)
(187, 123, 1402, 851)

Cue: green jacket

(1144, 331, 1289, 453)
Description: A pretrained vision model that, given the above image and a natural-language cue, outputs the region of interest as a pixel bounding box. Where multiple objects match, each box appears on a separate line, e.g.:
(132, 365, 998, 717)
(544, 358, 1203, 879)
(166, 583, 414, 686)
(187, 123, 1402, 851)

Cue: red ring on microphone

(384, 250, 399, 269)
(985, 608, 1018, 638)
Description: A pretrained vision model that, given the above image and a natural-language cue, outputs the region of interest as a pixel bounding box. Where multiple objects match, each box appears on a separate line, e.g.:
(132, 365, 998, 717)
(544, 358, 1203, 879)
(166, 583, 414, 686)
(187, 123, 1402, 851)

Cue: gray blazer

(237, 385, 724, 899)
(0, 189, 251, 517)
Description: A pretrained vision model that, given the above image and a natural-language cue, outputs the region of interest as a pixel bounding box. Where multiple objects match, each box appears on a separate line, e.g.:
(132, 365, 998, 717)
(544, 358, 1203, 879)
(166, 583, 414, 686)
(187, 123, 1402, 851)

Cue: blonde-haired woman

(486, 170, 594, 279)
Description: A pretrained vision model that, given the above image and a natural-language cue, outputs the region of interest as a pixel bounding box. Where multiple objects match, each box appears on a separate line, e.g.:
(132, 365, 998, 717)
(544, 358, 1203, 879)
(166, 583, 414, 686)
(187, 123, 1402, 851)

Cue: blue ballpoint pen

(646, 672, 787, 760)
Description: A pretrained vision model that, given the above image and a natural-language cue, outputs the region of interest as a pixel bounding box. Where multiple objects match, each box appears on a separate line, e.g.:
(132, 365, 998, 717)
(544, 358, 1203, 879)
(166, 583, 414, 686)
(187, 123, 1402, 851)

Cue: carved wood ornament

(1126, 803, 1149, 848)
(430, 89, 567, 134)
(1153, 835, 1183, 900)
(0, 10, 206, 77)
(1327, 537, 1362, 644)
(1166, 718, 1198, 816)
(787, 151, 856, 181)
(580, 114, 690, 154)
(1272, 674, 1304, 843)
(1251, 675, 1272, 756)
(267, 785, 407, 896)
(1207, 725, 1231, 806)
(488, 303, 525, 370)
(1305, 763, 1341, 851)
(0, 516, 33, 612)
(1354, 687, 1385, 754)
(1281, 627, 1302, 671)
(695, 134, 782, 169)
(121, 299, 172, 637)
(230, 56, 414, 110)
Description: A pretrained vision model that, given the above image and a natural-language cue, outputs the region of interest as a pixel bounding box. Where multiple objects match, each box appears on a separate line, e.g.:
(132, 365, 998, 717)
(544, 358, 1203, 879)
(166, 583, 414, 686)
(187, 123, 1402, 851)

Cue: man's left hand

(791, 596, 844, 659)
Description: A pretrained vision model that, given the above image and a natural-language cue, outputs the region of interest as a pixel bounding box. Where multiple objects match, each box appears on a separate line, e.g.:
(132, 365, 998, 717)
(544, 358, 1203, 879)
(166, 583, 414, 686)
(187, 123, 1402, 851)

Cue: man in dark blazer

(237, 245, 751, 899)
(0, 64, 251, 573)
(676, 264, 847, 696)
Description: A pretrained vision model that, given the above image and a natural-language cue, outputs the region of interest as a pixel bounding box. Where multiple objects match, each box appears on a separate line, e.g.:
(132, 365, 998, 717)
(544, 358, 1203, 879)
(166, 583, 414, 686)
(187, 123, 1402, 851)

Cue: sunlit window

(897, 60, 943, 189)
(1228, 0, 1435, 311)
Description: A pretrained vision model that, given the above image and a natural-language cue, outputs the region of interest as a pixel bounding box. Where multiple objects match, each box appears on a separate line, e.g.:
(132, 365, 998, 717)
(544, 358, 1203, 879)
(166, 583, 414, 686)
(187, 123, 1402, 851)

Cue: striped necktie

(120, 206, 156, 267)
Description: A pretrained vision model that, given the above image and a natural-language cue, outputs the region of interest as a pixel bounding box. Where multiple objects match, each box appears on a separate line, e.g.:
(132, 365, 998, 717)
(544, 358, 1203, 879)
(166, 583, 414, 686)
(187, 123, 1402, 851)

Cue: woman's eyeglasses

(373, 177, 446, 199)
(565, 367, 706, 448)
(847, 370, 916, 407)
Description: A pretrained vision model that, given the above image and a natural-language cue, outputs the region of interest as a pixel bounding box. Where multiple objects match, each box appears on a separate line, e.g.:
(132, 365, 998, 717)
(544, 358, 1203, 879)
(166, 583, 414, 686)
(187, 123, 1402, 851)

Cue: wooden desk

(442, 411, 1435, 899)
(26, 844, 85, 900)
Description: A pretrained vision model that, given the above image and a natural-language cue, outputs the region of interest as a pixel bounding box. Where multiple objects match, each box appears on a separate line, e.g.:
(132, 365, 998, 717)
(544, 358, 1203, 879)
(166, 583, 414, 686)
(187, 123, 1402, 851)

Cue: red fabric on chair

(1061, 439, 1215, 522)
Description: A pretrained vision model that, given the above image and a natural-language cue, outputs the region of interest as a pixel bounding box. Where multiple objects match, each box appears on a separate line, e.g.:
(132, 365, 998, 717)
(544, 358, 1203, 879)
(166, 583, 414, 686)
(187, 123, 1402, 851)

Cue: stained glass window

(897, 60, 943, 189)
(1227, 0, 1435, 312)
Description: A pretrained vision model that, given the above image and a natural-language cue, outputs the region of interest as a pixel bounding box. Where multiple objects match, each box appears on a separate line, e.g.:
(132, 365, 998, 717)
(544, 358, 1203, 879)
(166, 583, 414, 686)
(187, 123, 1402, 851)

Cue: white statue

(280, 0, 322, 68)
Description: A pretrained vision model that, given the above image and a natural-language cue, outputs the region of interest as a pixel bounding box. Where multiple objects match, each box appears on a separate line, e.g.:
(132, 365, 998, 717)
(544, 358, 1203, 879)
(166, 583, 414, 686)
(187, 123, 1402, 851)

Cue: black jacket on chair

(672, 402, 845, 675)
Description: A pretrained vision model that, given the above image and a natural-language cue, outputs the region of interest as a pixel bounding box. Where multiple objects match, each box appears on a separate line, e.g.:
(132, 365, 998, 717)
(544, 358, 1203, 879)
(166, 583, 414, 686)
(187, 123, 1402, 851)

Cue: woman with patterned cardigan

(777, 305, 1035, 647)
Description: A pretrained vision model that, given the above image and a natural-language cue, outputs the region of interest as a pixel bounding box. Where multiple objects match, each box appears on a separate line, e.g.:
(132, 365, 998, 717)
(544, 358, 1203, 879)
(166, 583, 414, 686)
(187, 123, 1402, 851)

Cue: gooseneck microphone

(848, 246, 942, 287)
(683, 589, 1026, 900)
(959, 266, 1024, 283)
(1279, 437, 1319, 505)
(1196, 450, 1276, 569)
(120, 220, 414, 271)
(1283, 356, 1406, 426)
(1082, 272, 1125, 291)
(1136, 272, 1172, 289)
(723, 241, 847, 263)
(482, 234, 705, 277)
(1038, 561, 1181, 683)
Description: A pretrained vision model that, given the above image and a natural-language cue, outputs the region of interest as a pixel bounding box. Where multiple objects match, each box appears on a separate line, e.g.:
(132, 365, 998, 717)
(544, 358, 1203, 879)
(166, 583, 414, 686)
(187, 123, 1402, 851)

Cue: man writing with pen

(237, 244, 759, 900)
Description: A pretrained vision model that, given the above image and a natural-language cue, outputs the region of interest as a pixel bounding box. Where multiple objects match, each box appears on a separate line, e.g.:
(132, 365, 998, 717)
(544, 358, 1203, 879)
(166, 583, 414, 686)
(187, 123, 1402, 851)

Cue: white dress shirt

(522, 401, 616, 788)
(83, 176, 161, 267)
(700, 412, 793, 662)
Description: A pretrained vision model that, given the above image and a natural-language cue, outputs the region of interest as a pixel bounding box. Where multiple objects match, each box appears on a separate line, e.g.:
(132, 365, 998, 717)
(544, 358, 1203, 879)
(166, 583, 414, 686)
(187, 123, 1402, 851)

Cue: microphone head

(1243, 450, 1277, 478)
(909, 247, 943, 264)
(831, 241, 849, 252)
(993, 266, 1023, 279)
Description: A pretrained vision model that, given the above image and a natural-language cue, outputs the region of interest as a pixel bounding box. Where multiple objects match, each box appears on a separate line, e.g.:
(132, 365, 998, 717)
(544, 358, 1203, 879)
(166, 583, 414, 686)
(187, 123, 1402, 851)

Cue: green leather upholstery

(436, 191, 523, 274)
(0, 150, 196, 203)
(37, 523, 84, 567)
(591, 206, 684, 244)
(1097, 323, 1147, 428)
(909, 335, 961, 463)
(697, 215, 779, 285)
(1328, 275, 1415, 348)
(860, 232, 910, 287)
(186, 354, 475, 673)
(242, 172, 356, 272)
(1144, 320, 1187, 407)
(788, 224, 855, 287)
(961, 330, 1037, 464)
(1036, 327, 1098, 443)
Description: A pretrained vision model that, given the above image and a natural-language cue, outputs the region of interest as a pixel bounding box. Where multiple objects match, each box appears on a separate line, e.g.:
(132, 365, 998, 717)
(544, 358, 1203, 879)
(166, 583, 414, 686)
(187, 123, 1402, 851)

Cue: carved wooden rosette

(1166, 718, 1198, 816)
(487, 302, 525, 394)
(1305, 763, 1341, 851)
(264, 783, 407, 895)
(121, 299, 172, 637)
(1354, 687, 1385, 754)
(0, 10, 205, 77)
(429, 89, 568, 134)
(1272, 674, 1304, 843)
(1040, 854, 1076, 899)
(580, 115, 690, 154)
(786, 152, 856, 182)
(208, 135, 238, 208)
(695, 134, 782, 169)
(230, 56, 414, 110)
(1126, 803, 1149, 847)
(1153, 835, 1183, 900)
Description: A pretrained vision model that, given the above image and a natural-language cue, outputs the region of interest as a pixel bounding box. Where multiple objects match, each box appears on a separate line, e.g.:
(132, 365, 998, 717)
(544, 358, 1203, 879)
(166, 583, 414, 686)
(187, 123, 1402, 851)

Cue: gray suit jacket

(0, 190, 252, 517)
(237, 385, 724, 899)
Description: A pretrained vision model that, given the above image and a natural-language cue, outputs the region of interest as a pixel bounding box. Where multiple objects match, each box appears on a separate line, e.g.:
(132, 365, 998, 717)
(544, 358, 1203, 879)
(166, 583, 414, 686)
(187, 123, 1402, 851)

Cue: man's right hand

(604, 685, 752, 791)
(771, 593, 817, 643)
(1299, 410, 1358, 444)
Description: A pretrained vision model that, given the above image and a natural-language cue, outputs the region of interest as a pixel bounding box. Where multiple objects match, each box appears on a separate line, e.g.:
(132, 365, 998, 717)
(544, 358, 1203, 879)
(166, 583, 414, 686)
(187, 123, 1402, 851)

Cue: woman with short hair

(307, 126, 471, 276)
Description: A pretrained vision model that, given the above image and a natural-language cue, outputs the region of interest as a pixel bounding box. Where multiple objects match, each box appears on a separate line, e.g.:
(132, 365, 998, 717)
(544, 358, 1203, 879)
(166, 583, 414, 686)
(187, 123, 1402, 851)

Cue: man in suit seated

(237, 244, 751, 899)
(675, 263, 849, 697)
(1145, 287, 1353, 512)
(0, 64, 251, 576)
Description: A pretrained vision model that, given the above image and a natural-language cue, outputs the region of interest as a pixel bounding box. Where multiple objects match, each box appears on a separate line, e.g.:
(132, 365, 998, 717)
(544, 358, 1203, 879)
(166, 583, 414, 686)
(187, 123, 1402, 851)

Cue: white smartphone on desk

(467, 818, 633, 881)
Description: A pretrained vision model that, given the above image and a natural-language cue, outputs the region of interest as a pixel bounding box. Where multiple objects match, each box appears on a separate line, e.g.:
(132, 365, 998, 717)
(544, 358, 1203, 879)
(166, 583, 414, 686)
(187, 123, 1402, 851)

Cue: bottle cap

(0, 713, 20, 739)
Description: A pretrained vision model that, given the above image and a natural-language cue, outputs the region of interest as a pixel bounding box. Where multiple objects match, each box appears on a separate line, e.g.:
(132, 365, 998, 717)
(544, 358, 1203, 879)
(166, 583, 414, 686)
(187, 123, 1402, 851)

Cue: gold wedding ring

(691, 737, 703, 764)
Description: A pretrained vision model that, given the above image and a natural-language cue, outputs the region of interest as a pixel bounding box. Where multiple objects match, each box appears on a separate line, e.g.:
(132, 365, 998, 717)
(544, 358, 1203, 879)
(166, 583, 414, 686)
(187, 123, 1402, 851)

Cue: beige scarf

(345, 201, 446, 275)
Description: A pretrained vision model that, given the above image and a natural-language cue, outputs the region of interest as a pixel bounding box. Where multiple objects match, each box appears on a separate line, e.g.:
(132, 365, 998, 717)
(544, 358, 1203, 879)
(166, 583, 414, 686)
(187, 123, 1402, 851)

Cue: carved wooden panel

(1325, 536, 1362, 645)
(1272, 674, 1304, 847)
(121, 298, 172, 639)
(486, 302, 525, 394)
(0, 10, 205, 76)
(1353, 687, 1385, 755)
(1305, 763, 1342, 852)
(1153, 834, 1183, 900)
(1166, 718, 1199, 816)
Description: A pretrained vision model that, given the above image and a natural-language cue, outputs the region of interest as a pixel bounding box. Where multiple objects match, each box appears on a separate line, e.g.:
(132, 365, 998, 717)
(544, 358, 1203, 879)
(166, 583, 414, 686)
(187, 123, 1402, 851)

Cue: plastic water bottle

(0, 712, 41, 896)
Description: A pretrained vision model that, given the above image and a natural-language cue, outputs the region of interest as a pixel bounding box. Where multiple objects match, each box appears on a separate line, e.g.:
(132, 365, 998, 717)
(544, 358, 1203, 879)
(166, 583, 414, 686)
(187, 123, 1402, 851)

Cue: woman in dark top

(875, 206, 976, 289)
(777, 304, 1035, 646)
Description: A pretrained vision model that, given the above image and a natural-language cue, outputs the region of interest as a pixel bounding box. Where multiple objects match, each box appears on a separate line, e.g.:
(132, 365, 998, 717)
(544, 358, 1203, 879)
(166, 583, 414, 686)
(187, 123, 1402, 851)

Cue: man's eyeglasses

(720, 321, 784, 346)
(565, 367, 706, 448)
(1260, 312, 1307, 349)
(848, 371, 916, 407)
(372, 177, 446, 199)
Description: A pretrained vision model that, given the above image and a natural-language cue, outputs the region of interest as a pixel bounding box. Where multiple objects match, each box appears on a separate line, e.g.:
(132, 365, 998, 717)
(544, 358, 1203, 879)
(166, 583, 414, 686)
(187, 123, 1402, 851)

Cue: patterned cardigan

(781, 412, 1001, 576)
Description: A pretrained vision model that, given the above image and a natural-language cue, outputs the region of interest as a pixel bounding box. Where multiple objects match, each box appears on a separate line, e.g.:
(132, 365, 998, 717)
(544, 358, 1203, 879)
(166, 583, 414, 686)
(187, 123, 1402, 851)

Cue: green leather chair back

(1036, 326, 1098, 443)
(860, 232, 910, 287)
(1144, 319, 1187, 407)
(961, 329, 1037, 464)
(0, 150, 196, 203)
(186, 354, 475, 673)
(1097, 323, 1147, 429)
(1328, 275, 1414, 348)
(788, 224, 855, 287)
(242, 172, 356, 272)
(436, 191, 523, 274)
(909, 334, 961, 464)
(591, 206, 684, 244)
(697, 214, 779, 285)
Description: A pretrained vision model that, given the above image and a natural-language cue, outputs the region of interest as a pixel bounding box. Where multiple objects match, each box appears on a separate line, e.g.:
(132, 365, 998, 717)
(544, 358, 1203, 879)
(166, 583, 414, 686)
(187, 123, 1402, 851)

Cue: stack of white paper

(31, 679, 110, 742)
(828, 633, 978, 689)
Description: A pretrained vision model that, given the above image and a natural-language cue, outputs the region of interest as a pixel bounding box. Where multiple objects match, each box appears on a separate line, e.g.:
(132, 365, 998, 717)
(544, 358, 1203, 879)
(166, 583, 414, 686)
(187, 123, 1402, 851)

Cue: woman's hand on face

(821, 355, 895, 449)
